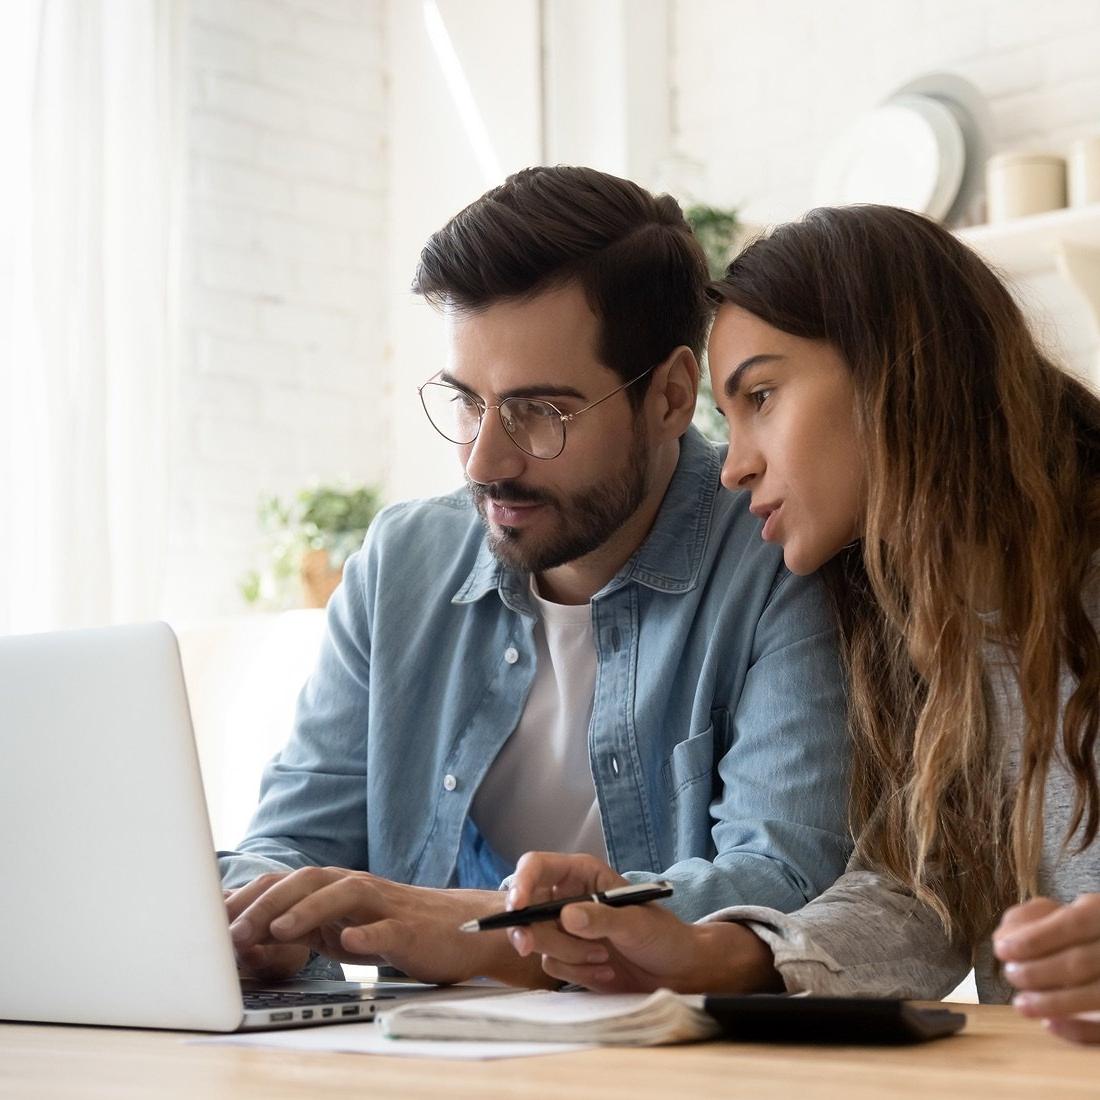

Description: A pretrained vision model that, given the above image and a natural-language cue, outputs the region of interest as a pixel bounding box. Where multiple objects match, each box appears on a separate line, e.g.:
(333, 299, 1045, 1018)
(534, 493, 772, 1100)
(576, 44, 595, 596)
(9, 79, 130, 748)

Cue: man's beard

(466, 429, 651, 575)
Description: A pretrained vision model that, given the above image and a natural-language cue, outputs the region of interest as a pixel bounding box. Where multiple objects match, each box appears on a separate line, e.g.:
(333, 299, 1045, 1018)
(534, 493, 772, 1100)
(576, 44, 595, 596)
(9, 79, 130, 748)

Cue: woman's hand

(506, 851, 781, 994)
(994, 894, 1100, 1044)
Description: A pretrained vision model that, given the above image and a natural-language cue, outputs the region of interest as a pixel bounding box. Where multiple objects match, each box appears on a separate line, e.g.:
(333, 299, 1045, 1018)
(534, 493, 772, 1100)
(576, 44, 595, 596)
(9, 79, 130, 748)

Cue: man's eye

(510, 399, 556, 420)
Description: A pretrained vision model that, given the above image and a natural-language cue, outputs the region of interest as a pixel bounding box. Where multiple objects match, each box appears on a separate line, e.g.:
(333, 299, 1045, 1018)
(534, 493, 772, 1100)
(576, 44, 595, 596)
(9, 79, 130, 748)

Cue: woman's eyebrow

(724, 354, 787, 398)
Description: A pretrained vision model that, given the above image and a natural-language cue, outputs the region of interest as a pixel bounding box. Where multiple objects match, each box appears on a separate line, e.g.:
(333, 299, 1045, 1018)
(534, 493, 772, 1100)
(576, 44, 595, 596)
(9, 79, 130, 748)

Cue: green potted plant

(240, 482, 383, 610)
(683, 203, 742, 442)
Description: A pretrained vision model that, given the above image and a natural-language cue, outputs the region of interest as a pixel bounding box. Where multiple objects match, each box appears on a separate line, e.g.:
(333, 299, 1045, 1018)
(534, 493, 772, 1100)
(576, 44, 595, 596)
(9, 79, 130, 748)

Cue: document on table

(380, 988, 716, 1044)
(191, 1020, 592, 1061)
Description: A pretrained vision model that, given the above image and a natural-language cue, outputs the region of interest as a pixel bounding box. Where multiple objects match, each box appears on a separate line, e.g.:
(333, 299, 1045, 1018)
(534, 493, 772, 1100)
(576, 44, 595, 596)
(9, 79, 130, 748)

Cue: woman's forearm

(682, 920, 784, 994)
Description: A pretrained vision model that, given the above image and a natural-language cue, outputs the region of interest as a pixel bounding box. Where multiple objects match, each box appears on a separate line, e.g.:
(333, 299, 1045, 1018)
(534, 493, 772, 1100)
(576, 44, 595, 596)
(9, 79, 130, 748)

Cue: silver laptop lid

(0, 622, 244, 1030)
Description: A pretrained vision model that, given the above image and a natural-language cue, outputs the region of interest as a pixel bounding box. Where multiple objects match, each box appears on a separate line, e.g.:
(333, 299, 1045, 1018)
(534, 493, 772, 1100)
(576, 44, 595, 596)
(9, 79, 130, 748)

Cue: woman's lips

(761, 505, 782, 542)
(487, 500, 545, 527)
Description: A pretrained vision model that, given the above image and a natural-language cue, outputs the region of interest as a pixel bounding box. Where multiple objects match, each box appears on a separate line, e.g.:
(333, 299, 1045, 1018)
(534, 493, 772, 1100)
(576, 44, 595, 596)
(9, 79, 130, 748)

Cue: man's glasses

(417, 363, 657, 461)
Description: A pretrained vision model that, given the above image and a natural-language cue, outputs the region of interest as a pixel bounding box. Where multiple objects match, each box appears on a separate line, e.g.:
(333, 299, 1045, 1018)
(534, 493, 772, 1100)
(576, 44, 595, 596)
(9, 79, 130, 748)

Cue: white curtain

(0, 0, 185, 634)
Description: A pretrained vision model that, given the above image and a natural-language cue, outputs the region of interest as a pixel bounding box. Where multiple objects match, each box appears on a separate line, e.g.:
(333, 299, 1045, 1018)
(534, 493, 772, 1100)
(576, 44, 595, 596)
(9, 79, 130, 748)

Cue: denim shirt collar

(452, 426, 721, 610)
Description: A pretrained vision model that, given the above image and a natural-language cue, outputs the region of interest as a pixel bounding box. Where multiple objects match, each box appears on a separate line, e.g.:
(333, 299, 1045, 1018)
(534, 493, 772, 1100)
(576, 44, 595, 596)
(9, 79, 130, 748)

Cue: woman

(507, 204, 1100, 1044)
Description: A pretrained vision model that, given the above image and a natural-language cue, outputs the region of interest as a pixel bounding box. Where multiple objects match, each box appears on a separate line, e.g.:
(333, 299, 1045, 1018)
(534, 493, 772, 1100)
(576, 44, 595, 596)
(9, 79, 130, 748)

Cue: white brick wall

(672, 0, 1100, 223)
(670, 0, 1100, 378)
(164, 1, 1100, 620)
(166, 0, 388, 620)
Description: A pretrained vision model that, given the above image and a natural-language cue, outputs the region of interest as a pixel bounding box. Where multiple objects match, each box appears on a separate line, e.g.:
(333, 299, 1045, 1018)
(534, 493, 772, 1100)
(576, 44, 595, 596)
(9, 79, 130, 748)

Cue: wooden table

(1, 1005, 1096, 1099)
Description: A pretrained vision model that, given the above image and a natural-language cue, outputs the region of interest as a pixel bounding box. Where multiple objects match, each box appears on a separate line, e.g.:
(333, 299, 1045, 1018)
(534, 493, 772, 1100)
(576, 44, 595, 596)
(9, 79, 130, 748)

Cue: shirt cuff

(697, 904, 844, 988)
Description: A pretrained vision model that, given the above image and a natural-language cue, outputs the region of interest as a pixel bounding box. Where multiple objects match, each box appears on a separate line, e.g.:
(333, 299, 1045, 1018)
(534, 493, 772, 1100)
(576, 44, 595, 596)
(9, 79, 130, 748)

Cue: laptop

(0, 621, 468, 1031)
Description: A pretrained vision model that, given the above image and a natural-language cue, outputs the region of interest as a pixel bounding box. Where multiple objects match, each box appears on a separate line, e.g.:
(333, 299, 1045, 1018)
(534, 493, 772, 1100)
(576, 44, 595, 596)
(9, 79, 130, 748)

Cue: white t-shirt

(471, 581, 608, 866)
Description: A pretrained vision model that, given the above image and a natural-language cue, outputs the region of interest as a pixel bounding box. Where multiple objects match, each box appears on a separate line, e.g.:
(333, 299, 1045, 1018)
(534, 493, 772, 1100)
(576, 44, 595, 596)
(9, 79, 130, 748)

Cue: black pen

(458, 881, 674, 933)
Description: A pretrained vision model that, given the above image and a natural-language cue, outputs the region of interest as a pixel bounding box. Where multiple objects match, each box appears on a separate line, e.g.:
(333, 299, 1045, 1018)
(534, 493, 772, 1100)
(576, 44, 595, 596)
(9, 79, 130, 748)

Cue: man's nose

(464, 407, 527, 485)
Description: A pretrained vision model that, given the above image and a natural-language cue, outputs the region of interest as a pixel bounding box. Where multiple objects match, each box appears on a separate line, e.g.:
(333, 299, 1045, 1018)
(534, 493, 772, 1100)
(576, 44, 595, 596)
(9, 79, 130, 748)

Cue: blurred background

(1, 0, 1099, 858)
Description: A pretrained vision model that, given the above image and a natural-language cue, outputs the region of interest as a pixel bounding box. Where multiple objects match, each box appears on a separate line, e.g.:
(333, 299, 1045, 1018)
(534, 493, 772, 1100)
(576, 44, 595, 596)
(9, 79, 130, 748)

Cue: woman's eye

(748, 388, 772, 410)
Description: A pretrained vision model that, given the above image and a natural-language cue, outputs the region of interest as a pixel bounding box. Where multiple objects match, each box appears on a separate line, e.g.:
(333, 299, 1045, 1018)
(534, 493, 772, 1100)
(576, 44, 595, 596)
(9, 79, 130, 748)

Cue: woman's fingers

(508, 916, 610, 965)
(1043, 1015, 1100, 1044)
(1003, 943, 1100, 992)
(539, 954, 641, 993)
(995, 895, 1100, 962)
(509, 852, 627, 910)
(1013, 979, 1100, 1019)
(995, 896, 1061, 938)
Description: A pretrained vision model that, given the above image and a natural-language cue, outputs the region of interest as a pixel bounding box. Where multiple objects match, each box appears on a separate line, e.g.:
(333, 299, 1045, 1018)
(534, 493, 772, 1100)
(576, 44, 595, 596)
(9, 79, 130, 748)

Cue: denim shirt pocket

(661, 715, 724, 857)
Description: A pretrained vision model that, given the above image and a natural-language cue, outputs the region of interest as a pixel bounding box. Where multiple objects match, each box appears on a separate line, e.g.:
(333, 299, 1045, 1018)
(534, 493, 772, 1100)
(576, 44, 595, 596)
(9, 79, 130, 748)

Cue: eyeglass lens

(420, 382, 564, 459)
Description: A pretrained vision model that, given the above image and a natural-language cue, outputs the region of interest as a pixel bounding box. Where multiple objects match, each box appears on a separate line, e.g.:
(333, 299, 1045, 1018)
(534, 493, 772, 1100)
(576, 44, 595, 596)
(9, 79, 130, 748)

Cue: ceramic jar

(986, 152, 1067, 222)
(1068, 136, 1100, 207)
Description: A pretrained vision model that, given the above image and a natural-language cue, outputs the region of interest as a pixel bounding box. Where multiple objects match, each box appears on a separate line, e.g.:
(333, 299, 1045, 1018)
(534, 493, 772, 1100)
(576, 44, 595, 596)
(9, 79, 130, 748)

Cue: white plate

(892, 72, 995, 226)
(814, 92, 965, 221)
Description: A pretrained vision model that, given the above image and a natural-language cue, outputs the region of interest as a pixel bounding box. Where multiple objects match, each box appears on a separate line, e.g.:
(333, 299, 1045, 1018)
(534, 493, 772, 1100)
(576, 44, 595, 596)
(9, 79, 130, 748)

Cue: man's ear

(649, 346, 699, 437)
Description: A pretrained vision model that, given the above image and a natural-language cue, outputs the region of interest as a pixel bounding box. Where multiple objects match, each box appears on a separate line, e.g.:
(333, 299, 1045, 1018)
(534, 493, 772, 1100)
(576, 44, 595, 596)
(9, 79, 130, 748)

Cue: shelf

(957, 205, 1100, 380)
(956, 202, 1100, 274)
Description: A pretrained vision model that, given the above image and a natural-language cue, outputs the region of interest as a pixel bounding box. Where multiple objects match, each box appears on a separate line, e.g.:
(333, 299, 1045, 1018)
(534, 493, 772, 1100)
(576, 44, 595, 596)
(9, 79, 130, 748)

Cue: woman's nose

(720, 442, 762, 492)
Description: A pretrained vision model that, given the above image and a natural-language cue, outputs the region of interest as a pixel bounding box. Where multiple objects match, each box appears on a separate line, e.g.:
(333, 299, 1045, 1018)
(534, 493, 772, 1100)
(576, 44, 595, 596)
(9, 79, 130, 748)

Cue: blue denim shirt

(219, 428, 852, 921)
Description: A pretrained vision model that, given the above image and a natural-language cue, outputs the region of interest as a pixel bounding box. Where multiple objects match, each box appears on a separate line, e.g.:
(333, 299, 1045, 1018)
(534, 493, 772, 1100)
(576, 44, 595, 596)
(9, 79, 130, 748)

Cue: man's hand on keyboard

(224, 868, 551, 988)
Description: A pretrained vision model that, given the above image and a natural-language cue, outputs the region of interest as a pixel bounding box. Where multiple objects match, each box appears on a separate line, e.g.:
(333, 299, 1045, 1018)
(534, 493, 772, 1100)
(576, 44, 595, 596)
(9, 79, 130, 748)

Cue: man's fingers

(995, 895, 1100, 962)
(341, 918, 400, 955)
(1004, 944, 1100, 992)
(224, 872, 290, 922)
(338, 918, 432, 974)
(230, 866, 342, 944)
(267, 876, 382, 941)
(234, 942, 309, 980)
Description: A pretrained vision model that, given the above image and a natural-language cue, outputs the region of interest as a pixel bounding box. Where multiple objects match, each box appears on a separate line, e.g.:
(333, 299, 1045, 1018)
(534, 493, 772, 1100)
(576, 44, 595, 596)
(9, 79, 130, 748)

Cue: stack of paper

(379, 988, 721, 1046)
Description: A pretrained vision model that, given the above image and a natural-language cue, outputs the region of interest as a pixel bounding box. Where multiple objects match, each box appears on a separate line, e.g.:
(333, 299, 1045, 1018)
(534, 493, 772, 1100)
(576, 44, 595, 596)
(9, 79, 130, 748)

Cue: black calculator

(703, 995, 967, 1044)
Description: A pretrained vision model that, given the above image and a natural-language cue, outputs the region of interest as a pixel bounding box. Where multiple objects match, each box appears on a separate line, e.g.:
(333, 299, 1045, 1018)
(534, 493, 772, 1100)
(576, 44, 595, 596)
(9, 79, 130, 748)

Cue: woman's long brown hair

(711, 205, 1100, 946)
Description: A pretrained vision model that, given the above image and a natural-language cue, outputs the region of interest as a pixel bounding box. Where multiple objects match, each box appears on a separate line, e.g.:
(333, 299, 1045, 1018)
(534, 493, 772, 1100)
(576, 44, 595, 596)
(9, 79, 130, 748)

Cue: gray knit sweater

(705, 591, 1100, 1003)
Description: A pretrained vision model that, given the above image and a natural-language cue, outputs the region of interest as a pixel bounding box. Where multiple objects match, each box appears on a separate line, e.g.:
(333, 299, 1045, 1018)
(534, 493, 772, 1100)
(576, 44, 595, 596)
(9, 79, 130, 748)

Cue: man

(222, 166, 850, 988)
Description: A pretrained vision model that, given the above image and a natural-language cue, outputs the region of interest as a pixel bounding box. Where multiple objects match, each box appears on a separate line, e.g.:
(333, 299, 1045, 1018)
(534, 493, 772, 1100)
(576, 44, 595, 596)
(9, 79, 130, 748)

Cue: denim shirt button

(503, 646, 519, 665)
(610, 755, 620, 777)
(443, 773, 458, 791)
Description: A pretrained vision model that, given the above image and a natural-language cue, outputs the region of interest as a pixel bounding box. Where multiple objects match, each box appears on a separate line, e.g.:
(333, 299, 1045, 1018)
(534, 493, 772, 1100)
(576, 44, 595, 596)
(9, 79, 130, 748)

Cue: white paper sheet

(191, 1020, 592, 1060)
(393, 990, 704, 1022)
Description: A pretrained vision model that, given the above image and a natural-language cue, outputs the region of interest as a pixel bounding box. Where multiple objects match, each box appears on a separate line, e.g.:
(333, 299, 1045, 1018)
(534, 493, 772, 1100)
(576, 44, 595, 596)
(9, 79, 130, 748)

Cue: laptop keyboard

(242, 990, 368, 1009)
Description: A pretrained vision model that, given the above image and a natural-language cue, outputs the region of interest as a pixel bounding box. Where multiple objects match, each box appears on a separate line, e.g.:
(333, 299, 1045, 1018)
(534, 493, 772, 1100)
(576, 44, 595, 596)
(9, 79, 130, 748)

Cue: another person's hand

(505, 851, 781, 994)
(994, 894, 1100, 1044)
(224, 868, 548, 987)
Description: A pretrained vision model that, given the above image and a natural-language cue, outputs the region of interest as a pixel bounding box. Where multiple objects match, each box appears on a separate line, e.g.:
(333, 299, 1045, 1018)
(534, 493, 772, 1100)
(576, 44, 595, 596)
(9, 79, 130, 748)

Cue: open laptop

(0, 621, 471, 1031)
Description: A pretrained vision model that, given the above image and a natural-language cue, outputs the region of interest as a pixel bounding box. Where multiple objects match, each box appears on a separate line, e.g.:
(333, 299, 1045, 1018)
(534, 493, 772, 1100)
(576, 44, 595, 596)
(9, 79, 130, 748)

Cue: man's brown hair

(412, 165, 709, 406)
